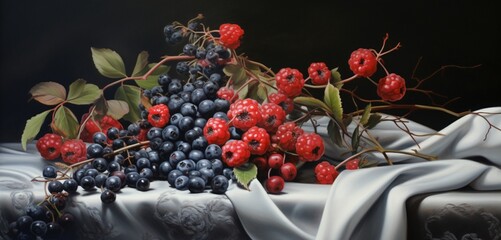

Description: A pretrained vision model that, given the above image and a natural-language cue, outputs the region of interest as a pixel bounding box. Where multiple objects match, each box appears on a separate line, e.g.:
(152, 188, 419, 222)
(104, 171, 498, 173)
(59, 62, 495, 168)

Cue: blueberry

(196, 159, 212, 170)
(169, 150, 186, 166)
(180, 102, 198, 117)
(147, 128, 162, 140)
(111, 138, 126, 150)
(149, 137, 163, 150)
(136, 157, 151, 171)
(46, 222, 62, 238)
(209, 73, 223, 85)
(205, 144, 222, 160)
(192, 136, 208, 151)
(30, 220, 47, 236)
(73, 169, 85, 183)
(163, 24, 175, 37)
(107, 161, 121, 173)
(100, 189, 116, 204)
(148, 151, 160, 164)
(229, 126, 243, 140)
(168, 79, 183, 94)
(175, 141, 190, 155)
(183, 43, 196, 56)
(199, 99, 216, 117)
(178, 116, 195, 133)
(199, 168, 215, 184)
(86, 143, 104, 158)
(177, 159, 196, 174)
(170, 113, 183, 126)
(80, 176, 96, 191)
(126, 172, 140, 188)
(214, 45, 230, 59)
(124, 165, 138, 174)
(155, 96, 170, 105)
(212, 111, 229, 121)
(211, 159, 224, 175)
(105, 176, 122, 192)
(151, 85, 164, 95)
(194, 118, 207, 128)
(189, 64, 203, 76)
(159, 161, 173, 179)
(174, 175, 190, 190)
(188, 170, 202, 178)
(167, 169, 183, 187)
(184, 129, 201, 143)
(17, 215, 33, 232)
(139, 168, 154, 180)
(107, 127, 120, 140)
(188, 21, 200, 31)
(158, 74, 171, 86)
(179, 91, 192, 102)
(195, 48, 206, 59)
(214, 98, 230, 112)
(176, 61, 189, 75)
(102, 146, 114, 159)
(84, 168, 99, 178)
(92, 158, 108, 172)
(193, 79, 205, 89)
(189, 150, 204, 161)
(162, 125, 180, 141)
(211, 175, 229, 194)
(42, 166, 57, 178)
(25, 205, 47, 221)
(94, 174, 108, 188)
(92, 132, 107, 146)
(205, 48, 219, 64)
(143, 89, 152, 98)
(183, 83, 195, 92)
(136, 178, 150, 191)
(190, 88, 207, 105)
(158, 141, 175, 159)
(168, 30, 183, 44)
(203, 81, 219, 98)
(48, 180, 63, 193)
(188, 177, 206, 193)
(167, 95, 185, 113)
(223, 168, 235, 180)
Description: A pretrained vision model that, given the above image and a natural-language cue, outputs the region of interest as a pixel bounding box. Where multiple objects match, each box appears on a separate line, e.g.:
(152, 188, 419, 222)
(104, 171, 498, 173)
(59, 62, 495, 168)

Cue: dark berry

(211, 175, 229, 194)
(188, 176, 206, 193)
(180, 102, 198, 117)
(190, 88, 207, 105)
(174, 175, 190, 190)
(42, 165, 57, 178)
(92, 158, 108, 172)
(183, 44, 196, 56)
(101, 189, 116, 203)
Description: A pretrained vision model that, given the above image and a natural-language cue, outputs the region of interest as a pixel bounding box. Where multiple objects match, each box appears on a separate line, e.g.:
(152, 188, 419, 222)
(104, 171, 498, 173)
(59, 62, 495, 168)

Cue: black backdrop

(1, 0, 500, 142)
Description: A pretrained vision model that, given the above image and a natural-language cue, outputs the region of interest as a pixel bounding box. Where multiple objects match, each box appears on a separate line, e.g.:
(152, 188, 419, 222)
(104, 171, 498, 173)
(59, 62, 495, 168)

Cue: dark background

(1, 0, 500, 142)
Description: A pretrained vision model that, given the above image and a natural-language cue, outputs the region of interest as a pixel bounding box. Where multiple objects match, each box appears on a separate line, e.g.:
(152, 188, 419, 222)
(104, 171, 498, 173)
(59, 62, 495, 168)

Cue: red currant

(267, 153, 284, 169)
(265, 176, 285, 194)
(377, 73, 406, 102)
(346, 159, 360, 170)
(280, 163, 297, 181)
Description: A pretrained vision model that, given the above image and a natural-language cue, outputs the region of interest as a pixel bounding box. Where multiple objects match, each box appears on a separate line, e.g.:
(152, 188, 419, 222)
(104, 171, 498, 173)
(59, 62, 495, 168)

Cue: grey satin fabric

(227, 107, 501, 240)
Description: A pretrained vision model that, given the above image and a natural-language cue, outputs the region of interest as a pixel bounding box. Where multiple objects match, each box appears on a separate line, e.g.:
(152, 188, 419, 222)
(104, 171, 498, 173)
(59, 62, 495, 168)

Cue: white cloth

(226, 107, 501, 240)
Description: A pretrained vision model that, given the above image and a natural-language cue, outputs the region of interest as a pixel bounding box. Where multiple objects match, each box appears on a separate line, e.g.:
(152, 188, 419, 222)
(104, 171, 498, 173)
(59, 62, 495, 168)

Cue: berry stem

(349, 104, 472, 118)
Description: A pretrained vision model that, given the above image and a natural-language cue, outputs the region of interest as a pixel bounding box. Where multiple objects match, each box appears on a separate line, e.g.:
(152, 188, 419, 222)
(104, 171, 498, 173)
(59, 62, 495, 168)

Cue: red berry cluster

(36, 133, 87, 164)
(80, 115, 123, 143)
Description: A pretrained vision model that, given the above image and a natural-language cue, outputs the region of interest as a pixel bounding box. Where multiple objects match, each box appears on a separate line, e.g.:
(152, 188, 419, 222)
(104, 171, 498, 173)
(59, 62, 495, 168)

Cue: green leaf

(223, 63, 247, 87)
(132, 51, 149, 77)
(351, 127, 360, 154)
(294, 97, 331, 113)
(21, 110, 51, 151)
(52, 106, 79, 139)
(360, 103, 372, 126)
(331, 67, 343, 88)
(324, 83, 343, 122)
(115, 85, 141, 122)
(106, 100, 129, 120)
(29, 82, 66, 105)
(366, 113, 382, 129)
(67, 79, 101, 105)
(93, 94, 108, 118)
(135, 63, 170, 90)
(234, 163, 258, 190)
(327, 119, 343, 146)
(91, 47, 127, 78)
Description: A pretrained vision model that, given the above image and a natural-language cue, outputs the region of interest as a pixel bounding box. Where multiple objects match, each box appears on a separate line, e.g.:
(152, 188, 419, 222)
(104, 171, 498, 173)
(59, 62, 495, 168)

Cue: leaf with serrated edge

(294, 97, 331, 113)
(132, 51, 149, 77)
(29, 82, 66, 105)
(21, 110, 51, 151)
(91, 47, 126, 78)
(53, 106, 79, 139)
(234, 163, 257, 190)
(223, 63, 247, 87)
(67, 83, 101, 105)
(324, 84, 343, 122)
(106, 100, 129, 120)
(135, 63, 169, 90)
(115, 85, 141, 122)
(360, 103, 372, 126)
(66, 79, 86, 102)
(327, 119, 343, 146)
(331, 67, 343, 88)
(366, 113, 382, 129)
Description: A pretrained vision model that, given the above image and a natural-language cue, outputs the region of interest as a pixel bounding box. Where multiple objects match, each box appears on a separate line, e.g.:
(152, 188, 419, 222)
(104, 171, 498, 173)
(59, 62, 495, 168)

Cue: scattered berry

(216, 87, 235, 102)
(314, 161, 339, 184)
(348, 48, 378, 77)
(147, 104, 170, 128)
(377, 73, 406, 102)
(346, 159, 360, 170)
(308, 62, 331, 85)
(275, 68, 305, 97)
(222, 140, 251, 167)
(265, 176, 285, 194)
(219, 23, 244, 49)
(242, 126, 271, 155)
(295, 133, 324, 161)
(36, 133, 63, 160)
(280, 162, 297, 181)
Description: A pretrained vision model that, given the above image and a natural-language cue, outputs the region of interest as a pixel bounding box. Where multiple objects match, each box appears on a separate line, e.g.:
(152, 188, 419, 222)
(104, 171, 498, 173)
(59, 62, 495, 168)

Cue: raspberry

(348, 48, 378, 77)
(295, 132, 324, 161)
(80, 115, 123, 143)
(308, 62, 331, 85)
(242, 126, 270, 155)
(377, 73, 406, 102)
(36, 133, 63, 160)
(275, 122, 304, 151)
(222, 140, 251, 167)
(258, 103, 286, 133)
(203, 117, 231, 146)
(314, 161, 339, 184)
(227, 99, 262, 131)
(60, 139, 87, 164)
(267, 92, 294, 114)
(346, 159, 360, 170)
(148, 104, 170, 128)
(275, 68, 305, 97)
(219, 23, 244, 49)
(216, 87, 235, 102)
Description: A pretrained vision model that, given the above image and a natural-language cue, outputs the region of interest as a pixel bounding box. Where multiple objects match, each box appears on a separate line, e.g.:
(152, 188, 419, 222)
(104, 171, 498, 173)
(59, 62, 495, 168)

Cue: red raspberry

(314, 161, 339, 184)
(203, 118, 231, 146)
(242, 126, 270, 155)
(295, 133, 324, 161)
(346, 159, 360, 170)
(275, 68, 305, 97)
(308, 62, 331, 85)
(227, 99, 262, 131)
(222, 140, 251, 167)
(258, 103, 286, 133)
(219, 23, 244, 49)
(36, 133, 63, 160)
(80, 115, 123, 143)
(275, 122, 304, 151)
(377, 73, 406, 102)
(267, 92, 294, 114)
(148, 104, 170, 128)
(348, 48, 378, 77)
(280, 162, 297, 181)
(60, 139, 87, 164)
(217, 87, 235, 102)
(265, 176, 285, 194)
